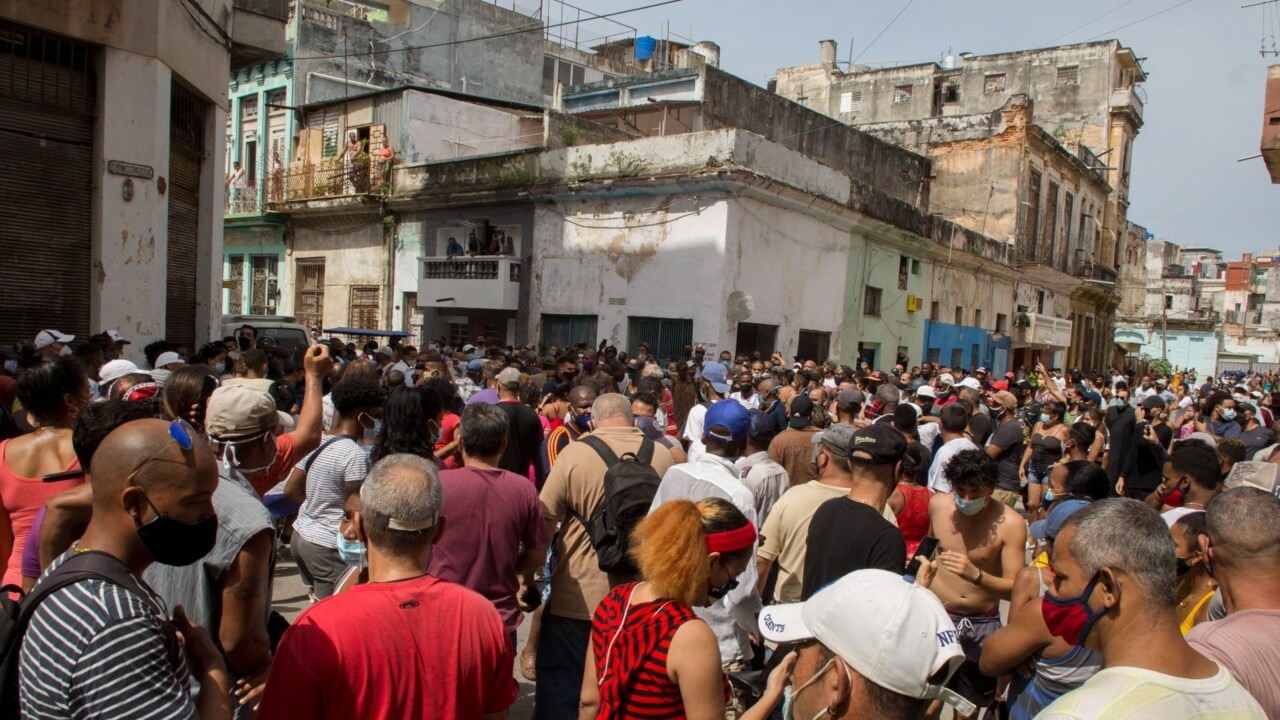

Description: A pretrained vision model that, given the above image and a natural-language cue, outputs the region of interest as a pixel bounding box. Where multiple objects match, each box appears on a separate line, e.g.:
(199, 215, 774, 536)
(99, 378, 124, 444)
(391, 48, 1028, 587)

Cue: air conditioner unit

(906, 295, 923, 312)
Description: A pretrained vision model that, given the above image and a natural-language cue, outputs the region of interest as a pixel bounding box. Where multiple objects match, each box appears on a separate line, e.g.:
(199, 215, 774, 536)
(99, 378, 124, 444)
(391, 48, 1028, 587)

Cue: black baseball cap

(788, 395, 815, 428)
(847, 424, 907, 466)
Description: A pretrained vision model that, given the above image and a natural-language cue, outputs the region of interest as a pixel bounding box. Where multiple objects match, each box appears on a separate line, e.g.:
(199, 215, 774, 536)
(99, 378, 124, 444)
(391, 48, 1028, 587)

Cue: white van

(220, 315, 313, 361)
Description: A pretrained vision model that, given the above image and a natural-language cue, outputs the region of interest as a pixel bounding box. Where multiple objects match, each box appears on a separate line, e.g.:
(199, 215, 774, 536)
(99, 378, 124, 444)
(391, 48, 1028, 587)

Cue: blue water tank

(635, 35, 657, 61)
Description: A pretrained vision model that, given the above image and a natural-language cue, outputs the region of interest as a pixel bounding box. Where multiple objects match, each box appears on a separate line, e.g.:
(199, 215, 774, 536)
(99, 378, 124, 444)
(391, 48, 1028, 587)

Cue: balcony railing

(1014, 313, 1073, 348)
(418, 256, 522, 311)
(225, 183, 262, 215)
(269, 148, 394, 205)
(1110, 86, 1144, 120)
(1073, 258, 1118, 285)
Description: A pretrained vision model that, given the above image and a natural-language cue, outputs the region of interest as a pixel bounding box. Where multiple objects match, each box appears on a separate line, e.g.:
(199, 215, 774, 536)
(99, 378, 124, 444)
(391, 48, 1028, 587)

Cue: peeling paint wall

(402, 91, 542, 164)
(288, 219, 386, 330)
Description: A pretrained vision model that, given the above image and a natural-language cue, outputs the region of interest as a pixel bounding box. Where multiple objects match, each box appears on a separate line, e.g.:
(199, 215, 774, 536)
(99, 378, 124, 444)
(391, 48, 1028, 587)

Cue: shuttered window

(166, 80, 205, 350)
(627, 316, 692, 365)
(542, 314, 598, 353)
(349, 286, 380, 329)
(295, 258, 325, 330)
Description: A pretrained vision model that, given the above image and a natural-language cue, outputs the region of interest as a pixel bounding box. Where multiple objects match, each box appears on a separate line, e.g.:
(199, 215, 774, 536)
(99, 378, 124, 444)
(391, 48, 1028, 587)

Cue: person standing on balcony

(226, 161, 245, 212)
(445, 236, 464, 260)
(373, 143, 394, 193)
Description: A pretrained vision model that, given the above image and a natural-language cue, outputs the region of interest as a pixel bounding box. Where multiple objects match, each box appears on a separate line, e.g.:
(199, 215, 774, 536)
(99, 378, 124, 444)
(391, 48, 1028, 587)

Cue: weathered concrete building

(1113, 237, 1216, 372)
(0, 0, 287, 354)
(855, 95, 1116, 372)
(1264, 64, 1280, 183)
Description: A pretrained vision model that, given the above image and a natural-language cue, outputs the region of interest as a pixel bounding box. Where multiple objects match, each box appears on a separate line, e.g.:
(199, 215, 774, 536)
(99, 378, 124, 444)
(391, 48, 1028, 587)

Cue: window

(927, 348, 941, 363)
(627, 316, 693, 365)
(1062, 192, 1075, 269)
(954, 307, 964, 325)
(736, 322, 778, 359)
(249, 255, 277, 315)
(898, 256, 910, 290)
(1056, 66, 1079, 86)
(950, 348, 963, 368)
(864, 286, 882, 317)
(984, 73, 1006, 94)
(403, 292, 423, 340)
(244, 140, 257, 186)
(294, 258, 325, 330)
(974, 309, 983, 328)
(241, 96, 258, 120)
(1165, 295, 1174, 310)
(797, 330, 831, 363)
(839, 90, 862, 114)
(447, 322, 469, 348)
(996, 313, 1007, 332)
(1024, 168, 1042, 256)
(227, 255, 245, 314)
(942, 82, 959, 104)
(1041, 180, 1060, 263)
(930, 301, 941, 322)
(542, 314, 599, 353)
(349, 286, 380, 329)
(542, 56, 556, 96)
(970, 344, 980, 370)
(893, 85, 913, 104)
(911, 258, 921, 275)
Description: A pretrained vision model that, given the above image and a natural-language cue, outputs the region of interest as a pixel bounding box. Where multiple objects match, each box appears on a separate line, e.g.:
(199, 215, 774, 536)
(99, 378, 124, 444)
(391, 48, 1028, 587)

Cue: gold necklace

(71, 540, 91, 554)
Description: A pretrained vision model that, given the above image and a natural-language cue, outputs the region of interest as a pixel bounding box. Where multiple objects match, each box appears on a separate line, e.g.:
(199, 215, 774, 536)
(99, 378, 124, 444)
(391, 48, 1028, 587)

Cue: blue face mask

(213, 362, 226, 374)
(1219, 408, 1237, 421)
(1040, 413, 1051, 424)
(955, 494, 988, 516)
(635, 416, 664, 440)
(335, 530, 366, 567)
(1043, 488, 1055, 504)
(572, 412, 592, 432)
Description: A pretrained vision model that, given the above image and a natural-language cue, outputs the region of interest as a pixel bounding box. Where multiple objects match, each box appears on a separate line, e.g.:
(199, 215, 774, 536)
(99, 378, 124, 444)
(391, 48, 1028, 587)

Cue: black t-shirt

(801, 497, 906, 599)
(987, 417, 1026, 492)
(495, 400, 546, 487)
(1152, 422, 1174, 450)
(969, 413, 992, 447)
(1239, 425, 1272, 458)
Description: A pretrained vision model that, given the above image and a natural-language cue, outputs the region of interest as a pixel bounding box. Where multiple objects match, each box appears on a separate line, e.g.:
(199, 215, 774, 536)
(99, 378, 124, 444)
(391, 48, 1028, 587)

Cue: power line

(1084, 0, 1198, 41)
(174, 0, 232, 50)
(294, 0, 682, 61)
(851, 0, 917, 65)
(1042, 0, 1137, 46)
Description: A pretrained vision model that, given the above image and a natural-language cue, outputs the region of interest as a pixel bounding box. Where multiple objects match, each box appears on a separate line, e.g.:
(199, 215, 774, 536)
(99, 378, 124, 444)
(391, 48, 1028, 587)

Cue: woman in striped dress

(579, 497, 794, 719)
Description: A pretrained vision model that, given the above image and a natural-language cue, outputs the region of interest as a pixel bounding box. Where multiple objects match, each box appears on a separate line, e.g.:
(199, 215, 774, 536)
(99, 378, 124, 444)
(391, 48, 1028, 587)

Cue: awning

(322, 327, 414, 338)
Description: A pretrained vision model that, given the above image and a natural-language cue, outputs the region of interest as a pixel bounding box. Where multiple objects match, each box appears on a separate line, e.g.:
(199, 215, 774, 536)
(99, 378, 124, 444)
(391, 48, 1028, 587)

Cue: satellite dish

(728, 291, 755, 322)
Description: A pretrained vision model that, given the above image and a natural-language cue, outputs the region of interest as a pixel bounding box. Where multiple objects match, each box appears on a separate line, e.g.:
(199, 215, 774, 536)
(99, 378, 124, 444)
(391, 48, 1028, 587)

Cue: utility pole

(1161, 301, 1168, 361)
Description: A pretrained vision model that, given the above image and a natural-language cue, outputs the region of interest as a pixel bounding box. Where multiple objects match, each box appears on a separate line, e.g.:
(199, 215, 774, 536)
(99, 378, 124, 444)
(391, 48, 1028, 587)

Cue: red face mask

(1041, 572, 1105, 647)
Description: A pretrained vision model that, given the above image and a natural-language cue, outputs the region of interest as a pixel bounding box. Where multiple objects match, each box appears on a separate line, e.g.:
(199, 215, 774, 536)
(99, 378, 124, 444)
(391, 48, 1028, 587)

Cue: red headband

(706, 522, 757, 554)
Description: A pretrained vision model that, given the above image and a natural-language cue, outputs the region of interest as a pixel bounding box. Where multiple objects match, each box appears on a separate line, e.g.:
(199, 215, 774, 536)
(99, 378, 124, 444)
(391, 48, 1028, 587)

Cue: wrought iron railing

(269, 147, 393, 204)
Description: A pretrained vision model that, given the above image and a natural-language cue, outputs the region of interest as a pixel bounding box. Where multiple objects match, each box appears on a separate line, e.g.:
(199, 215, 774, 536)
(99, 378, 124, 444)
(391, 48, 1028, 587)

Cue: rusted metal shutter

(0, 20, 94, 346)
(166, 81, 205, 350)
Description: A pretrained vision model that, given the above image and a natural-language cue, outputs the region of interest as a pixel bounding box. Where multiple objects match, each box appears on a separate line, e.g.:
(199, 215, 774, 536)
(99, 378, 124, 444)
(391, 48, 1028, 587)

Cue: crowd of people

(1, 325, 1278, 719)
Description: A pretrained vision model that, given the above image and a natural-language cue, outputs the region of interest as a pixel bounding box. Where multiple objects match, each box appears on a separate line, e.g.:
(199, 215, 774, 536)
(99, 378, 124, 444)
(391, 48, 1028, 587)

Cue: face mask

(358, 412, 379, 440)
(224, 436, 276, 477)
(1042, 573, 1106, 647)
(1113, 398, 1127, 408)
(213, 362, 226, 374)
(238, 335, 252, 350)
(1040, 413, 1051, 424)
(1043, 488, 1055, 504)
(1175, 555, 1193, 577)
(783, 656, 844, 720)
(572, 412, 592, 432)
(635, 416, 664, 441)
(721, 360, 731, 368)
(335, 530, 367, 567)
(58, 345, 72, 357)
(954, 494, 988, 516)
(1220, 409, 1236, 421)
(707, 576, 739, 601)
(134, 493, 218, 566)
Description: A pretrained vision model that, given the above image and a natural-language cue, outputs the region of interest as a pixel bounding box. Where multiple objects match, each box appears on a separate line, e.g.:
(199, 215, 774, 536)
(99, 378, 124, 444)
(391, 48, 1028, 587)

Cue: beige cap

(206, 384, 279, 440)
(496, 367, 522, 387)
(991, 391, 1018, 413)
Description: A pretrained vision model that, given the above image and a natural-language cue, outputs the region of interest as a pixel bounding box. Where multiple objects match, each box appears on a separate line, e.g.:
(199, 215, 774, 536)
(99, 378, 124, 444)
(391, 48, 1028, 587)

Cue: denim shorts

(1026, 463, 1053, 486)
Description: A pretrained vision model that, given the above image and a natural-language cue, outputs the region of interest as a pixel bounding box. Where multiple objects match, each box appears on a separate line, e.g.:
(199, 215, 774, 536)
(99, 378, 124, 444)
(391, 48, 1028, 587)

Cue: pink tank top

(0, 438, 82, 587)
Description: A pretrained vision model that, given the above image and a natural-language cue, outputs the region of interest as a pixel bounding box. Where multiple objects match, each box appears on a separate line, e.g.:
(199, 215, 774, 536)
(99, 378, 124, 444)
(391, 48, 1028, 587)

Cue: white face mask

(783, 656, 850, 720)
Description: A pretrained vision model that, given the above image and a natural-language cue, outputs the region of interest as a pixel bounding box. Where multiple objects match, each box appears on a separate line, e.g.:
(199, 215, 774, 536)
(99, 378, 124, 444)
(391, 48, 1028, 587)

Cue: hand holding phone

(905, 536, 940, 578)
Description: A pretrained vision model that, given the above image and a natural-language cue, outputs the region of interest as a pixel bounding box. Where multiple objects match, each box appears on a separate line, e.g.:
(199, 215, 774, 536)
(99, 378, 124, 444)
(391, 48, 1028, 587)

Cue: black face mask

(707, 577, 739, 601)
(1175, 556, 1193, 577)
(238, 335, 252, 350)
(135, 493, 218, 566)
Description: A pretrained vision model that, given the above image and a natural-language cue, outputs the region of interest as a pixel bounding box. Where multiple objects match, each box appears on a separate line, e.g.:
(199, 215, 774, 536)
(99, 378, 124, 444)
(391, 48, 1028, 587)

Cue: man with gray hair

(257, 454, 518, 719)
(535, 393, 675, 719)
(1185, 488, 1280, 717)
(870, 383, 900, 424)
(1038, 498, 1264, 718)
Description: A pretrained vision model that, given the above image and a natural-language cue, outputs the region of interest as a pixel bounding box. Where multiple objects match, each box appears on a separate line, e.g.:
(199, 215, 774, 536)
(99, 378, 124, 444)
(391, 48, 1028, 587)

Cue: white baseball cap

(758, 569, 974, 716)
(937, 373, 955, 386)
(99, 359, 139, 384)
(956, 377, 982, 390)
(155, 351, 184, 368)
(34, 329, 74, 350)
(915, 385, 937, 399)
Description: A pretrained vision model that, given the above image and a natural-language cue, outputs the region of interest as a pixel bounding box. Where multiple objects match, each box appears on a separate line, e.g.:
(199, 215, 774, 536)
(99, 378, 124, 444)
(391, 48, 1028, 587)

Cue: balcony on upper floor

(417, 256, 522, 311)
(1012, 312, 1073, 350)
(225, 183, 263, 216)
(1110, 85, 1145, 124)
(230, 0, 289, 68)
(268, 147, 395, 207)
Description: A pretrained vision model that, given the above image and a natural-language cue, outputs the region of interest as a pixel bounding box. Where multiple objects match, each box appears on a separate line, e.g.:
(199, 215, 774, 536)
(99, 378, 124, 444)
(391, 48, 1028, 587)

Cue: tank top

(0, 438, 82, 588)
(1009, 567, 1102, 719)
(1030, 430, 1064, 466)
(591, 582, 728, 718)
(895, 483, 932, 559)
(1177, 578, 1216, 635)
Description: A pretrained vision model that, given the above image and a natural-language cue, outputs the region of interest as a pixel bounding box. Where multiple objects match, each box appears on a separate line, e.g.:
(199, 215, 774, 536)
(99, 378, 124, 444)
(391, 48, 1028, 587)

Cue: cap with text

(847, 423, 906, 466)
(758, 569, 974, 716)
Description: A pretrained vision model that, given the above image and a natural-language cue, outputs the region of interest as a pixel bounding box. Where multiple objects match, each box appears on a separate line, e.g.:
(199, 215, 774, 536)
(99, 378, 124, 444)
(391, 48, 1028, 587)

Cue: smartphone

(905, 536, 941, 577)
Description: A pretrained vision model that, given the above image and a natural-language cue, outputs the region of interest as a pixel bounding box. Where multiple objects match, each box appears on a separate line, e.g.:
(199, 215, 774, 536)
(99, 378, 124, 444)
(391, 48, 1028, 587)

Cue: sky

(556, 0, 1277, 259)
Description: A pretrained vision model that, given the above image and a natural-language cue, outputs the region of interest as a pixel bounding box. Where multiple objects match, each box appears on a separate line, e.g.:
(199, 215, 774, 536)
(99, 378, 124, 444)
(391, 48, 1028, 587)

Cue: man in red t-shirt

(257, 453, 518, 719)
(250, 344, 333, 497)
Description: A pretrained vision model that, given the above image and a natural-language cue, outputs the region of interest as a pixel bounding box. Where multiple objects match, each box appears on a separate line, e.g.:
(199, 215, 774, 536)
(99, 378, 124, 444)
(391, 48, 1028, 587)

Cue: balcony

(1110, 85, 1144, 123)
(417, 256, 522, 311)
(1074, 258, 1118, 284)
(225, 183, 263, 216)
(1225, 310, 1264, 325)
(1012, 313, 1073, 349)
(269, 151, 394, 206)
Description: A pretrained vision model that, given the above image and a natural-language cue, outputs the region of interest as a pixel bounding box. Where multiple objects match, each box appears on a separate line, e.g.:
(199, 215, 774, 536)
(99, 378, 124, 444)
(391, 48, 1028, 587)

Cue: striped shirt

(1039, 664, 1265, 719)
(293, 435, 369, 549)
(592, 582, 726, 718)
(19, 551, 193, 720)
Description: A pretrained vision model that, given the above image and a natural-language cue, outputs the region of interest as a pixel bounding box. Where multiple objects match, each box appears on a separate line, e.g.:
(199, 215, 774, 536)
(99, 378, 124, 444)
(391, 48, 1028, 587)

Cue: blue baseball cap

(704, 400, 751, 442)
(1029, 499, 1090, 541)
(700, 362, 731, 394)
(466, 358, 484, 374)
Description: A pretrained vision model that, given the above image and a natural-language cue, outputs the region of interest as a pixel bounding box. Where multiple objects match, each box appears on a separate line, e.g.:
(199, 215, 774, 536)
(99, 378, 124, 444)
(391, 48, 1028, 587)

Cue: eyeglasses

(124, 419, 196, 486)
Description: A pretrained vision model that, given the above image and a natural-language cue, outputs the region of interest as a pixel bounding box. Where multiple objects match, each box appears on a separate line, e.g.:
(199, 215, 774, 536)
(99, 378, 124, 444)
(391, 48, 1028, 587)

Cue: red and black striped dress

(590, 582, 729, 718)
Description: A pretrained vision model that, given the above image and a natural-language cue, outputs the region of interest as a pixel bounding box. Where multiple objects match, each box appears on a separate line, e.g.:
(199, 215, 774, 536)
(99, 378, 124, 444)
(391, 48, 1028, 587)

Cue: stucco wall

(402, 91, 542, 164)
(289, 220, 387, 330)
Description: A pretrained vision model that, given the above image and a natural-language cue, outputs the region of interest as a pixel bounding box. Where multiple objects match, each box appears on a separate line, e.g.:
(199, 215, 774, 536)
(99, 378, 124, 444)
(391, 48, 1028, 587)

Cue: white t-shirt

(1038, 664, 1265, 719)
(683, 403, 709, 464)
(1161, 506, 1204, 528)
(292, 435, 370, 549)
(928, 437, 979, 493)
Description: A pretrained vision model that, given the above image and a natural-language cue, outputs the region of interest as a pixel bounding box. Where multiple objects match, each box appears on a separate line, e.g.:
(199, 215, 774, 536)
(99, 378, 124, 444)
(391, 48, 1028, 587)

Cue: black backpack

(575, 435, 662, 575)
(0, 551, 181, 715)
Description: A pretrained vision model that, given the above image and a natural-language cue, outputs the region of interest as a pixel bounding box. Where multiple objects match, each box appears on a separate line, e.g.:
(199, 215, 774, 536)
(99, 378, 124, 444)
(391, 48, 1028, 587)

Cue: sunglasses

(124, 419, 196, 486)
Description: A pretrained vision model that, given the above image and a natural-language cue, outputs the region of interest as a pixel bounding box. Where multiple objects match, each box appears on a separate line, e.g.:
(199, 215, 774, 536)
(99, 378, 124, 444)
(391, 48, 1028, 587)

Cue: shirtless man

(927, 448, 1027, 719)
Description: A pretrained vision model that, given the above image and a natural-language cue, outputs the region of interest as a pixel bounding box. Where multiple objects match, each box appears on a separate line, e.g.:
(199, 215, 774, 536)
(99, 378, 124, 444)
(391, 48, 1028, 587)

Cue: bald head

(592, 393, 633, 426)
(91, 419, 218, 501)
(568, 385, 597, 410)
(1206, 487, 1280, 571)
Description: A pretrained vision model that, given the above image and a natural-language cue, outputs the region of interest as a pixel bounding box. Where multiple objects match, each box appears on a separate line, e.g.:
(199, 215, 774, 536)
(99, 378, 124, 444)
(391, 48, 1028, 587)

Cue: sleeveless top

(1030, 430, 1065, 466)
(1009, 567, 1102, 720)
(1177, 578, 1216, 635)
(591, 582, 727, 718)
(0, 438, 82, 588)
(895, 483, 932, 559)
